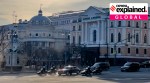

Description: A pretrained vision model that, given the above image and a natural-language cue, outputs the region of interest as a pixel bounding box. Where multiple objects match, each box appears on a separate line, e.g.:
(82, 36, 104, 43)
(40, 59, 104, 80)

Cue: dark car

(140, 60, 150, 68)
(57, 65, 80, 76)
(91, 62, 110, 71)
(121, 62, 140, 72)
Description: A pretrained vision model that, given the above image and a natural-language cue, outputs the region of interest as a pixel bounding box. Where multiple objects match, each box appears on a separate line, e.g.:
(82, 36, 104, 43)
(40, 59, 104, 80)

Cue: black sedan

(57, 65, 80, 76)
(121, 62, 140, 72)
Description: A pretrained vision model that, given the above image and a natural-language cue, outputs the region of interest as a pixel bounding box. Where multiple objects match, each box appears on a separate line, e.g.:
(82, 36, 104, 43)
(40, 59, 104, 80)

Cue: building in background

(54, 6, 150, 65)
(0, 9, 70, 70)
(0, 6, 150, 69)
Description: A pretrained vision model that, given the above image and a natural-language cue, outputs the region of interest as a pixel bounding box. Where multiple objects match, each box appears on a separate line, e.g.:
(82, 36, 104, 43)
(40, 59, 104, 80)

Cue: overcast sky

(0, 0, 150, 26)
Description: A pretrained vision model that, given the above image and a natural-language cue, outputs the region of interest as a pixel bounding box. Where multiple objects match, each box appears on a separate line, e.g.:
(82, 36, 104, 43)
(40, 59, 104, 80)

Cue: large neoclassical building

(49, 6, 150, 65)
(1, 6, 150, 69)
(0, 9, 70, 70)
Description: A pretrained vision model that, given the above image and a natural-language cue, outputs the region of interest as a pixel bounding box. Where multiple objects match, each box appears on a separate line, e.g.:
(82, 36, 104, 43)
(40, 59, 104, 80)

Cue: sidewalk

(0, 69, 37, 74)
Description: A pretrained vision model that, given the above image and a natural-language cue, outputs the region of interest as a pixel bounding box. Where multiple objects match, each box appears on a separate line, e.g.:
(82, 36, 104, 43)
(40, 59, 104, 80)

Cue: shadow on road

(93, 67, 150, 83)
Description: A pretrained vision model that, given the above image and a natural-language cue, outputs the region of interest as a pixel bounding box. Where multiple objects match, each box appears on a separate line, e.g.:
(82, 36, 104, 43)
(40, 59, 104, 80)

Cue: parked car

(140, 60, 150, 68)
(57, 65, 80, 76)
(91, 62, 110, 71)
(121, 62, 140, 72)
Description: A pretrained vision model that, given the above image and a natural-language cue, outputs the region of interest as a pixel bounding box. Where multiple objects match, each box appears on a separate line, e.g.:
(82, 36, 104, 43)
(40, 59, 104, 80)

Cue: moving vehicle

(57, 65, 80, 76)
(47, 66, 57, 75)
(37, 67, 47, 75)
(80, 66, 92, 76)
(91, 62, 110, 71)
(121, 62, 140, 72)
(92, 67, 102, 75)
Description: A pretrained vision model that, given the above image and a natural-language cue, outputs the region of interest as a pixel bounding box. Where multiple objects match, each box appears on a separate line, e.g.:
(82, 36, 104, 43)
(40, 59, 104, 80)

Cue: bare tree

(0, 26, 9, 69)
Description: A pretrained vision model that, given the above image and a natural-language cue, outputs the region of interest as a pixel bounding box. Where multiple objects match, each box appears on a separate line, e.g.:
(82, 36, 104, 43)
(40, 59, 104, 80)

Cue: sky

(0, 0, 150, 26)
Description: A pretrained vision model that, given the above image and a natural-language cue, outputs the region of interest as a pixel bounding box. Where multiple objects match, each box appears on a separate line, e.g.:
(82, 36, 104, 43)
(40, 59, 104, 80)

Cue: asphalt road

(0, 67, 150, 83)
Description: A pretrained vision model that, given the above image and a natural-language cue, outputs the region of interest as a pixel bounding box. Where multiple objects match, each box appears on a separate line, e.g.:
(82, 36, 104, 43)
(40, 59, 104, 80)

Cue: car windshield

(124, 62, 132, 66)
(93, 63, 99, 67)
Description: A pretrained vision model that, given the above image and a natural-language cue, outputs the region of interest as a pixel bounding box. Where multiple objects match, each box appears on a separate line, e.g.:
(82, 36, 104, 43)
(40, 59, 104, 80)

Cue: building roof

(29, 9, 51, 25)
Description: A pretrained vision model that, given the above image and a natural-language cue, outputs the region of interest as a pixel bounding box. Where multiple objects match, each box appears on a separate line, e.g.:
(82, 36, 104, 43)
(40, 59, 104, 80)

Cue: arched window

(118, 33, 121, 42)
(144, 34, 147, 43)
(93, 30, 97, 42)
(136, 33, 139, 43)
(128, 33, 131, 42)
(111, 33, 114, 42)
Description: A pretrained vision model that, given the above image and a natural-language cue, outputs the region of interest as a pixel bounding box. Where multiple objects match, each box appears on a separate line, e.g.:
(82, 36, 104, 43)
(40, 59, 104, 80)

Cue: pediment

(81, 6, 106, 17)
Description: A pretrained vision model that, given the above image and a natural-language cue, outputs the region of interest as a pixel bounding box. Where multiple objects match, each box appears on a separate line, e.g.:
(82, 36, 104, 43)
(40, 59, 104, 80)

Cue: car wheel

(66, 72, 70, 76)
(76, 71, 80, 75)
(58, 73, 61, 76)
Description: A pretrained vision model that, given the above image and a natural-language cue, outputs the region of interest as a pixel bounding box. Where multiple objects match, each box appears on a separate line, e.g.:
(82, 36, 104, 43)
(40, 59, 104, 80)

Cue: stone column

(81, 23, 84, 44)
(101, 20, 104, 44)
(85, 22, 88, 43)
(98, 20, 101, 43)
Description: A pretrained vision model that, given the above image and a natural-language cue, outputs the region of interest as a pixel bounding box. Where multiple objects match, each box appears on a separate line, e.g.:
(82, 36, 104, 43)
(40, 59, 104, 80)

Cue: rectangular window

(9, 56, 10, 64)
(128, 33, 131, 42)
(136, 48, 139, 54)
(73, 36, 75, 44)
(111, 22, 113, 27)
(78, 36, 81, 45)
(128, 21, 130, 27)
(78, 25, 81, 31)
(136, 22, 139, 28)
(128, 48, 130, 54)
(93, 30, 97, 42)
(118, 21, 121, 27)
(73, 26, 75, 31)
(111, 48, 114, 54)
(118, 48, 121, 53)
(144, 49, 147, 54)
(111, 33, 114, 43)
(144, 23, 147, 29)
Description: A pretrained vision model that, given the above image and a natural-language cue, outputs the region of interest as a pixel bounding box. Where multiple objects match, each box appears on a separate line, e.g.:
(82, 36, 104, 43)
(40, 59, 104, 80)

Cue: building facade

(1, 6, 150, 68)
(0, 9, 70, 70)
(52, 6, 150, 65)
